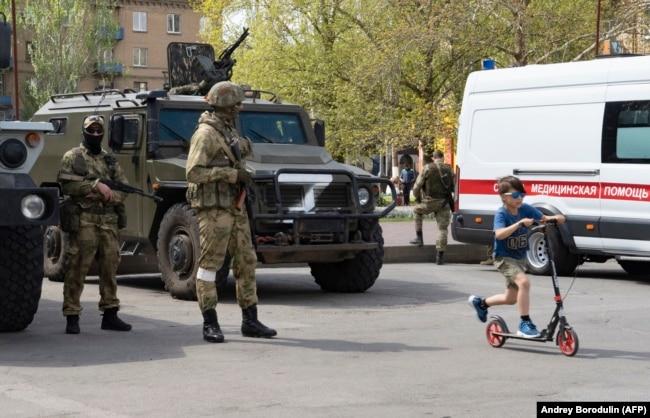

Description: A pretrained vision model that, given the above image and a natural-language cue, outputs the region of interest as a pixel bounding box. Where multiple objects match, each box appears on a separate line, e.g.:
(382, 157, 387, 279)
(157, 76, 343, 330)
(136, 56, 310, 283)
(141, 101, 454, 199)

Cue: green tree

(19, 0, 118, 119)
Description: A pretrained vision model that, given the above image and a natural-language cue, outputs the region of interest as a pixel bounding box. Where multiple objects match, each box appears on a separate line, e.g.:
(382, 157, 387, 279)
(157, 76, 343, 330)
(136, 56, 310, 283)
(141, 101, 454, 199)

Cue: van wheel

(44, 225, 70, 282)
(526, 225, 579, 276)
(157, 204, 200, 300)
(0, 226, 44, 331)
(618, 260, 649, 277)
(309, 220, 383, 292)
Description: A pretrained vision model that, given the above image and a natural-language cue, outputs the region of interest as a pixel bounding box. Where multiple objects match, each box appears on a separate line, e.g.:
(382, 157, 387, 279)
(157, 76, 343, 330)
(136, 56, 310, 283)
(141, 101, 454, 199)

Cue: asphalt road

(1, 261, 649, 418)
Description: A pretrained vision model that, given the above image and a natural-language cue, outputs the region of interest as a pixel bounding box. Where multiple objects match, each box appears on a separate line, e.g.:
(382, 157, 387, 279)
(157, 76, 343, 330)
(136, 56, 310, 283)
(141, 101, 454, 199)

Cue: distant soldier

(186, 81, 276, 343)
(57, 115, 132, 334)
(410, 150, 454, 265)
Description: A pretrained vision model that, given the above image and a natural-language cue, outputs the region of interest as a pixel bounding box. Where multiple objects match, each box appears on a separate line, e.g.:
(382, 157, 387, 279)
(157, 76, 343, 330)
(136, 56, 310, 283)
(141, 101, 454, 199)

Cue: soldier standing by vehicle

(57, 115, 132, 334)
(186, 81, 277, 343)
(409, 150, 454, 265)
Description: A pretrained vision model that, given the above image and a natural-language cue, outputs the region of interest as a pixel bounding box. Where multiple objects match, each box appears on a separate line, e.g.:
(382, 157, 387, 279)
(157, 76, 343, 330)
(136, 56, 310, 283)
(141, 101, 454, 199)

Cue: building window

(133, 11, 147, 32)
(199, 17, 210, 34)
(102, 49, 113, 63)
(25, 41, 32, 63)
(133, 48, 148, 67)
(167, 14, 181, 34)
(134, 81, 148, 92)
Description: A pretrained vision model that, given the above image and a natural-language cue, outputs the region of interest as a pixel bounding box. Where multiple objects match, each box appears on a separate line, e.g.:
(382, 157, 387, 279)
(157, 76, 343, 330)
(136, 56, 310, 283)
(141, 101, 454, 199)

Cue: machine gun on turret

(167, 28, 249, 95)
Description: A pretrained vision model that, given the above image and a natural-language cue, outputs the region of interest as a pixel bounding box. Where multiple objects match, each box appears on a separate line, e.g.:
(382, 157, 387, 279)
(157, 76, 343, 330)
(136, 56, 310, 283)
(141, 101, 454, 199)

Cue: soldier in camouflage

(57, 115, 132, 334)
(186, 81, 276, 343)
(410, 150, 454, 265)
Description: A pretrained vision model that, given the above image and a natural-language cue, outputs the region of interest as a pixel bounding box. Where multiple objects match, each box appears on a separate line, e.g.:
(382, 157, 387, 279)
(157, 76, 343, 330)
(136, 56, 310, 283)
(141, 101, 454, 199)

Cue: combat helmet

(205, 81, 244, 108)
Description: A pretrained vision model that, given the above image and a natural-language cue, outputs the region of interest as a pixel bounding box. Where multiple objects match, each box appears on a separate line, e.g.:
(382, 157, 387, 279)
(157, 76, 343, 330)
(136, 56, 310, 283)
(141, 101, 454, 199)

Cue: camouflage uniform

(412, 160, 454, 252)
(186, 110, 258, 311)
(58, 144, 128, 316)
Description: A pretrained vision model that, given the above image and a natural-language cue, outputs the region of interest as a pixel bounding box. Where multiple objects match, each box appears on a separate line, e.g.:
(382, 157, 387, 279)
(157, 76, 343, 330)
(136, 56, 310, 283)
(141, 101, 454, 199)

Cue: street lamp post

(596, 0, 601, 57)
(11, 0, 18, 119)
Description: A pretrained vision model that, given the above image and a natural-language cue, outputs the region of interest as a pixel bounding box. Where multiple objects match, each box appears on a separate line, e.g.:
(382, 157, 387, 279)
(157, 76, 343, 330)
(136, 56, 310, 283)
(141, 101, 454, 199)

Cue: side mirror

(0, 14, 11, 69)
(313, 119, 325, 147)
(109, 115, 125, 152)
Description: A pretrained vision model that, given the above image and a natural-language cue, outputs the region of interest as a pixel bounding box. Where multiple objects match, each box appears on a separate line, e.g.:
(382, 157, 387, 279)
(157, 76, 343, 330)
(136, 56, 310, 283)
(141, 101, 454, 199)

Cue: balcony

(115, 27, 124, 41)
(95, 62, 124, 76)
(0, 95, 12, 108)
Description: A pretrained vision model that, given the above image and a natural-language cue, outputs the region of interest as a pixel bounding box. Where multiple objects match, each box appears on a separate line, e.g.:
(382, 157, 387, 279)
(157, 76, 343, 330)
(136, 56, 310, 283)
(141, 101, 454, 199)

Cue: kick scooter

(485, 221, 579, 357)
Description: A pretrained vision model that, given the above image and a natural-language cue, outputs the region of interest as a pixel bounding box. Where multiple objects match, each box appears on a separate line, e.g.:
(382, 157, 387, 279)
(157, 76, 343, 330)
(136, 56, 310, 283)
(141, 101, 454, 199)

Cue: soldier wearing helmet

(186, 81, 276, 343)
(56, 114, 132, 334)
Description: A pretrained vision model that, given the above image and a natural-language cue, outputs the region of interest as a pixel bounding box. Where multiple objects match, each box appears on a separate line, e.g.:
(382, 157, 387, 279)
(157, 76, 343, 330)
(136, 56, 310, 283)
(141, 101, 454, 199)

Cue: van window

(603, 101, 650, 163)
(123, 117, 141, 146)
(159, 108, 202, 142)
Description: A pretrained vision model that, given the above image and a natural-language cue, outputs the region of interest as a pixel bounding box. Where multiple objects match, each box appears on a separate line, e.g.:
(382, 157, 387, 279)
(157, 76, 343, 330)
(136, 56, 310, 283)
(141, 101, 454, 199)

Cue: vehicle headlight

(0, 138, 28, 169)
(358, 186, 371, 206)
(21, 194, 46, 220)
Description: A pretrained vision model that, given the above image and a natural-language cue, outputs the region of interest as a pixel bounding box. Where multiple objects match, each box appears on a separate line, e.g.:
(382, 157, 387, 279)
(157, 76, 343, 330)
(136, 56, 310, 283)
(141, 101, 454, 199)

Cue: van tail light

(454, 165, 460, 211)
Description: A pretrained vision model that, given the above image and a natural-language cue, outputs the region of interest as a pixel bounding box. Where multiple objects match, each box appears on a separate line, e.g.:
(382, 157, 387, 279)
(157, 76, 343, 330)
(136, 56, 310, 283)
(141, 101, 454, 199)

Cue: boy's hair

(497, 175, 526, 194)
(432, 150, 444, 159)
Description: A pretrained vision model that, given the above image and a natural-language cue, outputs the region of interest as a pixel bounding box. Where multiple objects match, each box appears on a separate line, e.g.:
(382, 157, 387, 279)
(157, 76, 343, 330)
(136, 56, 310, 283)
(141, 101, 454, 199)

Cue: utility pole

(11, 0, 18, 119)
(595, 0, 601, 57)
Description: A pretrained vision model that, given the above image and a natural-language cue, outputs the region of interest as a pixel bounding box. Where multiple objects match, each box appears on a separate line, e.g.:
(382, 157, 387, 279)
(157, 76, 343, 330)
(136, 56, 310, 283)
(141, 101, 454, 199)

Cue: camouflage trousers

(413, 197, 451, 251)
(195, 207, 258, 311)
(63, 213, 121, 316)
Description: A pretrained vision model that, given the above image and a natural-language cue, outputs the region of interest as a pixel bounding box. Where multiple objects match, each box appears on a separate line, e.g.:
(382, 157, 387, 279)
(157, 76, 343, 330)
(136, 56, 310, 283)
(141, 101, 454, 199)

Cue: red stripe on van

(459, 179, 650, 202)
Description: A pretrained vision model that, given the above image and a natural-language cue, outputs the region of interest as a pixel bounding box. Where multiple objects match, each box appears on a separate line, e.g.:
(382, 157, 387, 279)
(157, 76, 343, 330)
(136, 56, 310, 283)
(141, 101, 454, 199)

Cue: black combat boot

(435, 250, 445, 265)
(202, 309, 225, 343)
(241, 304, 277, 338)
(409, 231, 423, 247)
(65, 315, 80, 334)
(101, 307, 132, 331)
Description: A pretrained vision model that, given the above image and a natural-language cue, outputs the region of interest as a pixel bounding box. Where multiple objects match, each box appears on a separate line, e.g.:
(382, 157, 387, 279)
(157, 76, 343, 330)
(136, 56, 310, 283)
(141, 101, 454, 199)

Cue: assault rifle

(94, 178, 163, 203)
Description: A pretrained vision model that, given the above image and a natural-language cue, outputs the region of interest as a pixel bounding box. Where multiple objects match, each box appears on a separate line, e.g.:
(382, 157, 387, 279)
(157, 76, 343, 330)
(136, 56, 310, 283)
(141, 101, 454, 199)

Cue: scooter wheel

(557, 328, 579, 356)
(486, 317, 507, 348)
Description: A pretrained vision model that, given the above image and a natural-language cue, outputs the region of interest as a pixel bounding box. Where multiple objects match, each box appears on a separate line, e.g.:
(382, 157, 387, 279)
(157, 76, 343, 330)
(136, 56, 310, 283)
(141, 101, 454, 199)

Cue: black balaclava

(82, 115, 104, 155)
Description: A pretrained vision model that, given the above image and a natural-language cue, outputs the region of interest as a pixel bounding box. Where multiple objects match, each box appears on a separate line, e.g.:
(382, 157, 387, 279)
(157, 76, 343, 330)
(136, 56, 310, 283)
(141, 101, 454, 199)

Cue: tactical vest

(186, 122, 241, 209)
(424, 162, 452, 199)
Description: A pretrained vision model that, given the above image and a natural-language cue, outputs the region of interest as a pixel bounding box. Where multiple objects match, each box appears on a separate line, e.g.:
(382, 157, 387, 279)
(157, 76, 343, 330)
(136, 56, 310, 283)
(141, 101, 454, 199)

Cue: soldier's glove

(236, 168, 253, 185)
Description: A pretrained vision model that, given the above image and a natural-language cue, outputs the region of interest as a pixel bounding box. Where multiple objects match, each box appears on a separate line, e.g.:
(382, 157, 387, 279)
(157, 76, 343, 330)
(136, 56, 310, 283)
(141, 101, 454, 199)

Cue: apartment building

(1, 0, 204, 119)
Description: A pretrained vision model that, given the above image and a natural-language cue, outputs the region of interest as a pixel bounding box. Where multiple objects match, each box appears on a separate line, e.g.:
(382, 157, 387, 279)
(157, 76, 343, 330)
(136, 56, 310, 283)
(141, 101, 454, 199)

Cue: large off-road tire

(309, 219, 384, 292)
(44, 225, 70, 282)
(526, 224, 580, 276)
(156, 204, 231, 300)
(0, 226, 45, 332)
(618, 260, 650, 277)
(157, 204, 200, 300)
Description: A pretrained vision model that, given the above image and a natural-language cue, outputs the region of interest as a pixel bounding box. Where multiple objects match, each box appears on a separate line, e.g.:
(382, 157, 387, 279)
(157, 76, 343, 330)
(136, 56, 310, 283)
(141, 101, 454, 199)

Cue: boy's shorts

(494, 257, 526, 289)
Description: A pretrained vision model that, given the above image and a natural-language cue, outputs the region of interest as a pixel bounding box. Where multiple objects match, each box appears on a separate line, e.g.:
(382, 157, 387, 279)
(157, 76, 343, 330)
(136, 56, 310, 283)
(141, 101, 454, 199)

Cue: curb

(384, 244, 487, 264)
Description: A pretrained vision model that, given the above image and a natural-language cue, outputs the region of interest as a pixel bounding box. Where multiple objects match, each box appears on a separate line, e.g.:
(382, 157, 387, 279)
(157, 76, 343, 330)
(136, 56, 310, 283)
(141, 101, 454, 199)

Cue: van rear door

(601, 82, 650, 255)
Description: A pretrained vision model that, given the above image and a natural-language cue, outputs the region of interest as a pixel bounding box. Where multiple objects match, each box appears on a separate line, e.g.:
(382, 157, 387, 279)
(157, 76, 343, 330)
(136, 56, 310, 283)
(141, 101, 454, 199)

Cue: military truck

(30, 41, 395, 301)
(0, 121, 59, 331)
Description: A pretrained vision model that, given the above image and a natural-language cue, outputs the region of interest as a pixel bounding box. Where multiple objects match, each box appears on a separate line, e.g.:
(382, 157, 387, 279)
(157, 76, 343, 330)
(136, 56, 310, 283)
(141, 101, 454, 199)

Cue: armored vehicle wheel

(44, 225, 70, 282)
(309, 219, 384, 293)
(158, 204, 200, 300)
(526, 224, 579, 276)
(0, 226, 45, 332)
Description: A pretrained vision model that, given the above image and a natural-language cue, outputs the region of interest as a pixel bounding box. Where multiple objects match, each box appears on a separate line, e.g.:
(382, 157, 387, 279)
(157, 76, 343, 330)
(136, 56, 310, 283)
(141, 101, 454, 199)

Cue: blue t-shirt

(493, 203, 543, 260)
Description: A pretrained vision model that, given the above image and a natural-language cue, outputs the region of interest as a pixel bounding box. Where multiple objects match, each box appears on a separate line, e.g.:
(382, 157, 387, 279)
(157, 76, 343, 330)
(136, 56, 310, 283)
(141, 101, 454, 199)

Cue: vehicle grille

(314, 184, 349, 207)
(262, 183, 350, 209)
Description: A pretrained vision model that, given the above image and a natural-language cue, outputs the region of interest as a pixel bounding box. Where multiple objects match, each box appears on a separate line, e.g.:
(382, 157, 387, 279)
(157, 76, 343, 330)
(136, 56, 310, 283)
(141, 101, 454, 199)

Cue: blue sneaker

(517, 320, 541, 338)
(468, 295, 488, 323)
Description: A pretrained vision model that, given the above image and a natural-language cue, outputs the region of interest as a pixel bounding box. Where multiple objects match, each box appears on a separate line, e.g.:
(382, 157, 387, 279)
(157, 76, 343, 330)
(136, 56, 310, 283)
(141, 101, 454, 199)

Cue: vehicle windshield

(158, 108, 308, 145)
(240, 112, 307, 144)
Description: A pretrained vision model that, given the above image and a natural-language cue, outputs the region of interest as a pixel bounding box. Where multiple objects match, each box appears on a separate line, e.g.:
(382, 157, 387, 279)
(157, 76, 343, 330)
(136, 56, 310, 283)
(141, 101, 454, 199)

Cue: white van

(452, 55, 650, 276)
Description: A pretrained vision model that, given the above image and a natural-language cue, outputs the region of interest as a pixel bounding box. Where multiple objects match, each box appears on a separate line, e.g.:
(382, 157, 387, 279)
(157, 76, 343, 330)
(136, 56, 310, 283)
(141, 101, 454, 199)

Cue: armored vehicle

(30, 40, 395, 301)
(0, 121, 59, 331)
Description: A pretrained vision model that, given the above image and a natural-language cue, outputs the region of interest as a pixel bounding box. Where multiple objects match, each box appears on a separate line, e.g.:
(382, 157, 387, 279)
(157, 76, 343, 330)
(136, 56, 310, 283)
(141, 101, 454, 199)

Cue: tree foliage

(193, 0, 650, 159)
(19, 0, 118, 119)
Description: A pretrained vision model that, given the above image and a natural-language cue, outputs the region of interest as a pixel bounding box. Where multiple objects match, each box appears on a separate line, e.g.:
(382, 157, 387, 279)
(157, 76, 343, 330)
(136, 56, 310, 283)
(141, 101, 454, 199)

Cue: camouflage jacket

(185, 111, 252, 209)
(57, 144, 128, 209)
(413, 161, 454, 200)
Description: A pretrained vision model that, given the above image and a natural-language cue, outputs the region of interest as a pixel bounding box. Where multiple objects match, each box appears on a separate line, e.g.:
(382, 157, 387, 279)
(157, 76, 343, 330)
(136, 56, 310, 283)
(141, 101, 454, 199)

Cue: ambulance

(452, 55, 650, 276)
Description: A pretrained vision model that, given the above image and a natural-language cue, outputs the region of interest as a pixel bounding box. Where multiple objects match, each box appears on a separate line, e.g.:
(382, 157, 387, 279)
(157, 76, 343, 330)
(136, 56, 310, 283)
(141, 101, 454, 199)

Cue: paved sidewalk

(379, 219, 486, 264)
